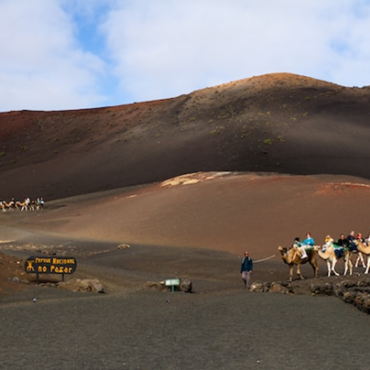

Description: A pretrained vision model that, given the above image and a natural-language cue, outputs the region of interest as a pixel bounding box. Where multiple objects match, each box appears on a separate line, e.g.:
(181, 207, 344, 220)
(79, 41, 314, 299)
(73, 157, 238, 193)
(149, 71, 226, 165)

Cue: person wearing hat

(291, 237, 300, 250)
(240, 251, 253, 289)
(355, 233, 366, 267)
(323, 235, 334, 249)
(356, 233, 365, 243)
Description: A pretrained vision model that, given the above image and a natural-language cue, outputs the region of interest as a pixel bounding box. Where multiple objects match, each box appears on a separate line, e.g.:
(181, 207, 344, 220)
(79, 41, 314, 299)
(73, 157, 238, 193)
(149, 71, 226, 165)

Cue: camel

(15, 198, 31, 211)
(278, 246, 319, 281)
(15, 200, 28, 211)
(353, 240, 370, 274)
(314, 242, 353, 277)
(1, 200, 15, 211)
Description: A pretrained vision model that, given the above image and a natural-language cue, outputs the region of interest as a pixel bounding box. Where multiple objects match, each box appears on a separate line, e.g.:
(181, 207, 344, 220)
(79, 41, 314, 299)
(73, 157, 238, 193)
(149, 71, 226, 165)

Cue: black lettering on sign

(25, 256, 77, 275)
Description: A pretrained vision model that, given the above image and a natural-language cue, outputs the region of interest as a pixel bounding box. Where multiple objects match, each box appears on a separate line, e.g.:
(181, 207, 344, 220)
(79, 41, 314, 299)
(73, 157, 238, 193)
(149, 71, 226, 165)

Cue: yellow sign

(25, 256, 77, 275)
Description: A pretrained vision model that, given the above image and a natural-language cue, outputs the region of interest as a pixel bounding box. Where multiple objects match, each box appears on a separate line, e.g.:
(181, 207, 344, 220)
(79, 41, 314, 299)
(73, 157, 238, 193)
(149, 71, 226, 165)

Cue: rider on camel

(299, 232, 315, 259)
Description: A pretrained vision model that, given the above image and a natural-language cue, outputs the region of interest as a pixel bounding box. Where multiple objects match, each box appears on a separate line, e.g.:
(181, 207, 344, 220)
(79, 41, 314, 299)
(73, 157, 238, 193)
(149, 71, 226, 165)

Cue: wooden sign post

(25, 256, 77, 284)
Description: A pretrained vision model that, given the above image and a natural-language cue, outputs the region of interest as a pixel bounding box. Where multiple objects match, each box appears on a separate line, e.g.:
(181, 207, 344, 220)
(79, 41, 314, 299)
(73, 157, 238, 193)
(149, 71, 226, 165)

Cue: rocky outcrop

(144, 278, 193, 293)
(252, 275, 370, 315)
(316, 278, 370, 314)
(57, 278, 105, 293)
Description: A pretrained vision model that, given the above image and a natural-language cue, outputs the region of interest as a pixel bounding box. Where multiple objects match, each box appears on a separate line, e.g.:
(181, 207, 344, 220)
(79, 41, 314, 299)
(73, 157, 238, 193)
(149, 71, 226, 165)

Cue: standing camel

(314, 242, 352, 277)
(278, 246, 319, 281)
(1, 200, 15, 211)
(354, 240, 370, 274)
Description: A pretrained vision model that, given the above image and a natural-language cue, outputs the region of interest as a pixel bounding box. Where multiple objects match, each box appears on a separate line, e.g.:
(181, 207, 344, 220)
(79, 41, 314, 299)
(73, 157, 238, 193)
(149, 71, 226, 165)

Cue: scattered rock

(58, 278, 105, 293)
(117, 244, 130, 249)
(249, 282, 264, 292)
(253, 275, 370, 315)
(144, 278, 193, 292)
(180, 278, 192, 293)
(269, 282, 289, 294)
(144, 281, 167, 291)
(310, 282, 333, 295)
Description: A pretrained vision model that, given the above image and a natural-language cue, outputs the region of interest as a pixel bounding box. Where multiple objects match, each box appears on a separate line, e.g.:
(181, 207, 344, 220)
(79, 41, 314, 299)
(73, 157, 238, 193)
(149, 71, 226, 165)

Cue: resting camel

(314, 242, 352, 277)
(353, 240, 370, 274)
(278, 246, 319, 281)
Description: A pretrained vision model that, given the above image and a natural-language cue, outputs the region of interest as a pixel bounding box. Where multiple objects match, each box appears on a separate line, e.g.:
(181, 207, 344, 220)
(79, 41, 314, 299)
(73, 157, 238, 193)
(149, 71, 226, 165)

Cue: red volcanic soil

(2, 171, 370, 287)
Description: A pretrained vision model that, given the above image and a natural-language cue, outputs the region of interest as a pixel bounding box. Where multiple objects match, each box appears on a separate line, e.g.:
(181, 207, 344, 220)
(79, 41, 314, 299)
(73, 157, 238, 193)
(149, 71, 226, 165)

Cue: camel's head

(278, 246, 287, 254)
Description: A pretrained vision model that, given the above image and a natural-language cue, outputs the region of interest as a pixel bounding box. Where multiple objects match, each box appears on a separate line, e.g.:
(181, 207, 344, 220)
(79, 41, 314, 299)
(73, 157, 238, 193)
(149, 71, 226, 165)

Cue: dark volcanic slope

(1, 73, 370, 199)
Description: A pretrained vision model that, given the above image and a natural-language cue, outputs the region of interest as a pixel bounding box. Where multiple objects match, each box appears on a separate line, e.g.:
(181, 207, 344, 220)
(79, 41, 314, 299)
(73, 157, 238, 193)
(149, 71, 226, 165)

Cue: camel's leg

(326, 261, 331, 277)
(355, 254, 360, 267)
(359, 252, 365, 268)
(289, 265, 294, 282)
(365, 257, 370, 274)
(342, 256, 348, 275)
(348, 258, 353, 275)
(332, 259, 340, 276)
(310, 261, 318, 278)
(296, 264, 305, 280)
(355, 253, 365, 268)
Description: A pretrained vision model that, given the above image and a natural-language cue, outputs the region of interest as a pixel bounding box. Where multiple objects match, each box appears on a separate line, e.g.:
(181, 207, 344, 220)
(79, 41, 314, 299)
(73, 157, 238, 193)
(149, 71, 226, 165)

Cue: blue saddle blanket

(334, 248, 345, 259)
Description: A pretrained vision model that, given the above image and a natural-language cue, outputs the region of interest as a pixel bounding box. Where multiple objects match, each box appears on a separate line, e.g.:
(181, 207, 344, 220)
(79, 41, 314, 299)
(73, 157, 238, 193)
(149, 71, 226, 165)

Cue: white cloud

(1, 0, 370, 111)
(0, 0, 106, 111)
(102, 0, 370, 103)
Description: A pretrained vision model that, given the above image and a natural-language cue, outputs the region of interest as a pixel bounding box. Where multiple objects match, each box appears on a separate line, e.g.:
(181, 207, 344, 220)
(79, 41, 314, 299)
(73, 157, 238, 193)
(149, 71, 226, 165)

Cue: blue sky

(1, 0, 370, 112)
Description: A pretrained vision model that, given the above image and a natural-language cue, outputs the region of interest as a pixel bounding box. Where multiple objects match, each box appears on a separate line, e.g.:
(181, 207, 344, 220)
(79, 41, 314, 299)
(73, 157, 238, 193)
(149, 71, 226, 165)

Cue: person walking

(240, 251, 253, 289)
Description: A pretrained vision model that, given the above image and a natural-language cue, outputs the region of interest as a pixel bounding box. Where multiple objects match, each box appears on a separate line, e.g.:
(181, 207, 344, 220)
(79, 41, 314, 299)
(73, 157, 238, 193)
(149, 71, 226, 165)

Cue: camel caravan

(0, 197, 44, 212)
(278, 231, 370, 281)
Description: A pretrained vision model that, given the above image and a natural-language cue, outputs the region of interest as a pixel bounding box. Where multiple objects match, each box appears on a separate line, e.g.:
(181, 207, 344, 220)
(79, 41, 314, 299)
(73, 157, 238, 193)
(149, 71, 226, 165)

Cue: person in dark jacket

(335, 233, 348, 247)
(240, 251, 253, 289)
(347, 231, 356, 251)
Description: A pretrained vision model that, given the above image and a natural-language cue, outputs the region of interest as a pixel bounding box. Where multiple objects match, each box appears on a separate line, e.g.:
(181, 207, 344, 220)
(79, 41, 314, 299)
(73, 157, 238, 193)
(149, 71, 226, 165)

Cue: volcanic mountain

(1, 72, 370, 201)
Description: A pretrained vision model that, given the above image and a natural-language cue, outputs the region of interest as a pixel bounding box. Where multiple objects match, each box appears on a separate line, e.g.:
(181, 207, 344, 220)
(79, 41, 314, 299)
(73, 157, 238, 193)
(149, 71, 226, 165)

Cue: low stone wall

(250, 276, 370, 314)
